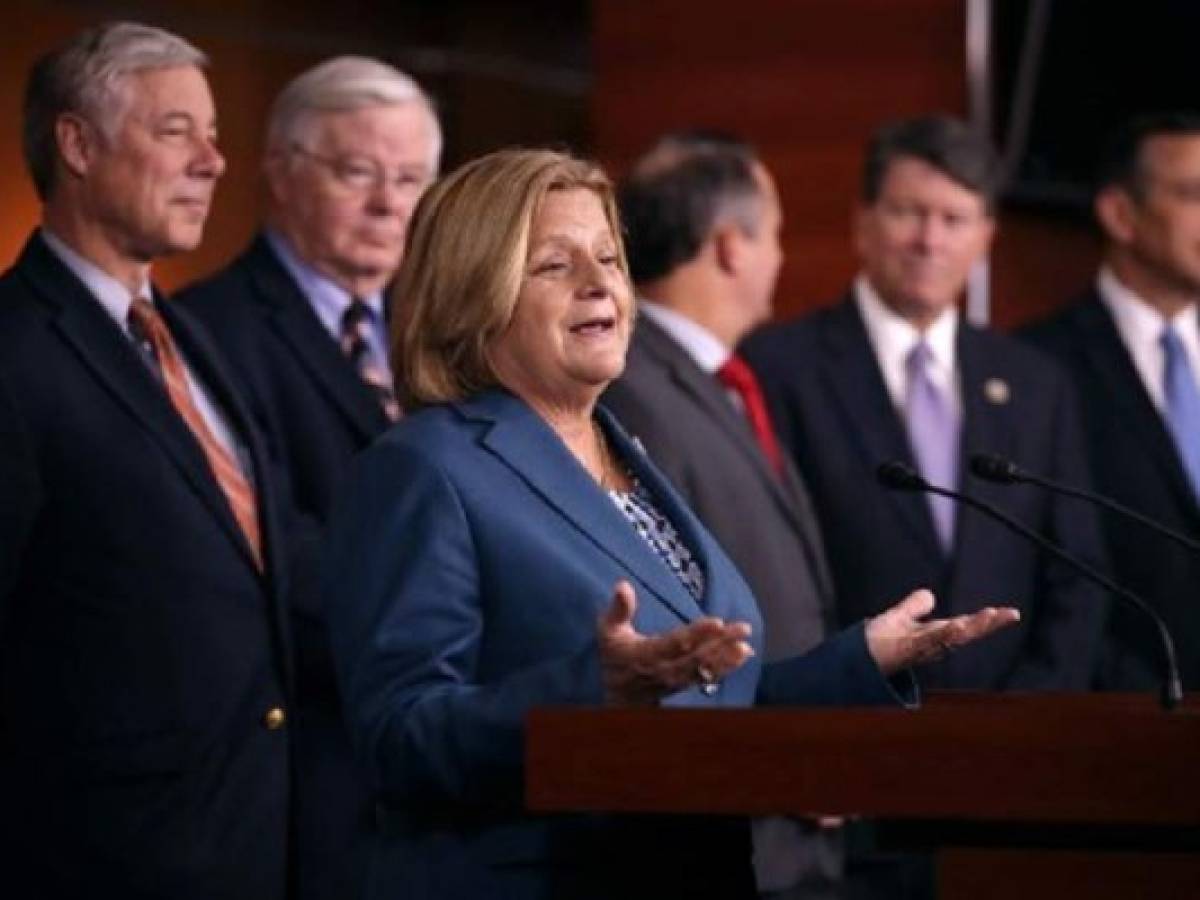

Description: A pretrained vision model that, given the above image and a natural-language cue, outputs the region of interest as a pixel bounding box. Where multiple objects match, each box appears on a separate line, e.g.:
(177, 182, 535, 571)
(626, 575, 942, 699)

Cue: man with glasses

(1026, 113, 1200, 692)
(178, 56, 441, 900)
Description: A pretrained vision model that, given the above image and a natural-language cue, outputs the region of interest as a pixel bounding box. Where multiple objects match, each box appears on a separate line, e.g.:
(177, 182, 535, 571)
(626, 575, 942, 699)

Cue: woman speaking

(325, 148, 1016, 899)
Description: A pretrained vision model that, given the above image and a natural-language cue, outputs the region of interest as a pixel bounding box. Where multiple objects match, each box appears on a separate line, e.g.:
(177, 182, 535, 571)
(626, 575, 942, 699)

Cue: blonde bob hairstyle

(391, 148, 629, 407)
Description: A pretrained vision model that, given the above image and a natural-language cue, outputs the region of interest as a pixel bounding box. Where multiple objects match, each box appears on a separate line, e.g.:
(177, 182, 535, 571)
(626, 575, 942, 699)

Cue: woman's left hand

(865, 589, 1020, 676)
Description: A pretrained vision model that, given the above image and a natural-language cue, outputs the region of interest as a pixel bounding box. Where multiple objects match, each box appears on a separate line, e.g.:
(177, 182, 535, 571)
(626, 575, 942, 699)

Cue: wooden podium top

(526, 693, 1200, 826)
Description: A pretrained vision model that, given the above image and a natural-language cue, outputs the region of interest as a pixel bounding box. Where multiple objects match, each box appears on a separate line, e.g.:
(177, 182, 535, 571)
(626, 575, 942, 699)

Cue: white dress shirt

(1097, 266, 1200, 413)
(854, 273, 962, 418)
(41, 227, 251, 476)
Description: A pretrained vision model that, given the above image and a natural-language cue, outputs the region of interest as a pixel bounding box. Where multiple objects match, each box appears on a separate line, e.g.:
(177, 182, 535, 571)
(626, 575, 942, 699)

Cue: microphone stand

(878, 462, 1184, 710)
(969, 453, 1200, 556)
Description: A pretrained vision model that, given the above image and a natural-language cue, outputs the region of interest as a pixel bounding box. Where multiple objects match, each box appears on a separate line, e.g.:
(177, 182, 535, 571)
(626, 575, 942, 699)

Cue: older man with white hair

(178, 56, 441, 900)
(0, 21, 293, 899)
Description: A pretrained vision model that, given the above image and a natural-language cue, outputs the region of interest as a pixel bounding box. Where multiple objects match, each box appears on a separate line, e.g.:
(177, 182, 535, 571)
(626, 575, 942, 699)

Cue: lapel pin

(983, 378, 1010, 405)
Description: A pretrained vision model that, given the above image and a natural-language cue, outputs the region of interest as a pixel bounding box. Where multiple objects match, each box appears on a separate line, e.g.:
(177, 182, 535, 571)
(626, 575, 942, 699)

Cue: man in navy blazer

(177, 57, 441, 899)
(744, 116, 1106, 691)
(1025, 113, 1200, 691)
(0, 22, 293, 899)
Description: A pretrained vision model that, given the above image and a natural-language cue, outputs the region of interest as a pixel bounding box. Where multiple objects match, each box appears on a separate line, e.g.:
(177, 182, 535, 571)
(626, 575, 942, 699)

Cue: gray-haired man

(177, 55, 441, 900)
(0, 21, 294, 899)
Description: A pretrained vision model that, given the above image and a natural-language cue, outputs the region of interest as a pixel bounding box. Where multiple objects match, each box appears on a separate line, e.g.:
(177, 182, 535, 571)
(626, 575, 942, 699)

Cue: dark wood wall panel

(592, 0, 1097, 328)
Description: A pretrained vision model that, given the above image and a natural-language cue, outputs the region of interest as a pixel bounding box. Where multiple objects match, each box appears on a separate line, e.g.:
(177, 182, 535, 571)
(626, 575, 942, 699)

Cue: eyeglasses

(291, 144, 432, 195)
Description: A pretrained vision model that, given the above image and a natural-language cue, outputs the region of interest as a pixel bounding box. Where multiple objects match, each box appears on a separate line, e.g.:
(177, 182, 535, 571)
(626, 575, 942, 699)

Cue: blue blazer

(325, 388, 902, 899)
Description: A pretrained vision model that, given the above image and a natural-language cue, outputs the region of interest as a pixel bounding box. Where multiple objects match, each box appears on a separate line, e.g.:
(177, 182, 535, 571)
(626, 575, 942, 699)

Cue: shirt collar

(638, 300, 730, 374)
(1097, 265, 1199, 344)
(265, 228, 385, 332)
(854, 273, 958, 378)
(40, 227, 152, 330)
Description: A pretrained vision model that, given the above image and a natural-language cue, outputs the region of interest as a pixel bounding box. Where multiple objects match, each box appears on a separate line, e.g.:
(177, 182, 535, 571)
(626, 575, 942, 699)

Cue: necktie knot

(906, 339, 935, 377)
(1161, 324, 1187, 358)
(341, 299, 374, 356)
(128, 295, 168, 342)
(716, 353, 755, 392)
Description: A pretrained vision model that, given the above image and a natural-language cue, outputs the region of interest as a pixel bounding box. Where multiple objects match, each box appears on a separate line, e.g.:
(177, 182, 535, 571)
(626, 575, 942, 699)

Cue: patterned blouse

(608, 480, 706, 602)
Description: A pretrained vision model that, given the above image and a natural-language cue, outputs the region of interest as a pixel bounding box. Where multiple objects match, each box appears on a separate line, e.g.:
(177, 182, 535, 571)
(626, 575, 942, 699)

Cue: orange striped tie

(129, 298, 264, 571)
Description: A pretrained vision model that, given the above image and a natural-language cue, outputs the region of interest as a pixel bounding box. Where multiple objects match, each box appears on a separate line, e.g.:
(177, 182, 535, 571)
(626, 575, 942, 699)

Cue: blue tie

(1161, 325, 1200, 499)
(904, 340, 960, 550)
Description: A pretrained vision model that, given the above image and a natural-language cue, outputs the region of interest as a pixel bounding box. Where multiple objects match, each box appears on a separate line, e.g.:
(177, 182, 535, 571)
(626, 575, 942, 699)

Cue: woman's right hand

(597, 580, 755, 705)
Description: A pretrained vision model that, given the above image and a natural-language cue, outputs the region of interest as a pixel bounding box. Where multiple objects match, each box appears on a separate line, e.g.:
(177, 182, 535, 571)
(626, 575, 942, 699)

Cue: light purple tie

(904, 340, 960, 550)
(1161, 325, 1200, 500)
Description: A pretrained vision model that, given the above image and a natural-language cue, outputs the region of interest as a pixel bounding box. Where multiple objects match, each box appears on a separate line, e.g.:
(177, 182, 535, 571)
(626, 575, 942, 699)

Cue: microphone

(876, 460, 1184, 710)
(969, 452, 1200, 556)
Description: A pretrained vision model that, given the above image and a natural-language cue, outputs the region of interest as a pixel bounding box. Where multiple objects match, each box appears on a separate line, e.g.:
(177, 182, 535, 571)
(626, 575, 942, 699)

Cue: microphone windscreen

(969, 453, 1021, 483)
(876, 460, 925, 491)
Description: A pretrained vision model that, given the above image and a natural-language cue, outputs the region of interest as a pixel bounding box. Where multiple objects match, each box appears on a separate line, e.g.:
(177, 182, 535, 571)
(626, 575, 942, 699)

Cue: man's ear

(712, 223, 742, 276)
(1095, 186, 1139, 245)
(55, 113, 94, 181)
(262, 150, 291, 206)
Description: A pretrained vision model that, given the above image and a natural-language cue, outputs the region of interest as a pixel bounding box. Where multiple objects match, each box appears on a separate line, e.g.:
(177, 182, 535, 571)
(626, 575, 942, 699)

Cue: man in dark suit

(743, 116, 1106, 692)
(603, 134, 842, 898)
(0, 22, 293, 899)
(176, 57, 441, 900)
(1025, 113, 1200, 691)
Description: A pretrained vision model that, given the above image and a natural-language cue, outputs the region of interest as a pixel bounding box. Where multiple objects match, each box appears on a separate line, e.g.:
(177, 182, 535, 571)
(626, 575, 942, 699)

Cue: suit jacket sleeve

(0, 373, 40, 630)
(758, 623, 917, 707)
(1006, 372, 1108, 690)
(325, 438, 606, 809)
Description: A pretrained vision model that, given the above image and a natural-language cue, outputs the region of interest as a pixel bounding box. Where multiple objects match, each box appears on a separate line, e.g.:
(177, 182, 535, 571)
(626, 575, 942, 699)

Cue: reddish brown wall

(592, 0, 1098, 329)
(0, 0, 589, 292)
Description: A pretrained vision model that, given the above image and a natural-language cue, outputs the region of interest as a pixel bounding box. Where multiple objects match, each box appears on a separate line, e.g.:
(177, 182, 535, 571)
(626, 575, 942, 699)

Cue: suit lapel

(464, 390, 703, 625)
(819, 298, 944, 563)
(164, 302, 282, 580)
(638, 320, 798, 512)
(245, 236, 388, 441)
(1076, 294, 1200, 522)
(166, 302, 295, 686)
(635, 317, 835, 602)
(952, 324, 1019, 587)
(23, 237, 260, 570)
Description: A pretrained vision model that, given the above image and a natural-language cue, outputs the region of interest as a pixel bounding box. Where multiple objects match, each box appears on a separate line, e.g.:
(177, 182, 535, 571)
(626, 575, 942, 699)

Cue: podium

(526, 693, 1200, 898)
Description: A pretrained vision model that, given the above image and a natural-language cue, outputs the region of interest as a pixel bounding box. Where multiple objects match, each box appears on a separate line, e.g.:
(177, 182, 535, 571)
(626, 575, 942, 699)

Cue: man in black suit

(0, 22, 293, 899)
(604, 133, 842, 899)
(1026, 113, 1200, 691)
(176, 57, 441, 900)
(743, 116, 1106, 692)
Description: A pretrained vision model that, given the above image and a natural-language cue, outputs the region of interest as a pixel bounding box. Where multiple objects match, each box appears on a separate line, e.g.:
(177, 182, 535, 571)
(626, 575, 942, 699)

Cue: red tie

(129, 298, 264, 571)
(717, 353, 784, 476)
